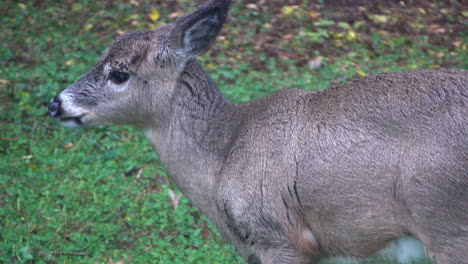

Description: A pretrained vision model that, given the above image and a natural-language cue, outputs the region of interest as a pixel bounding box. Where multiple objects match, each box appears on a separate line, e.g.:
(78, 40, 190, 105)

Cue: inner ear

(180, 9, 221, 57)
(171, 1, 230, 59)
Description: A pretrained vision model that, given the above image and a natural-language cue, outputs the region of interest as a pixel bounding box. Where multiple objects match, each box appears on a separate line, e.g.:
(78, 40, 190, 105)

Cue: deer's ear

(172, 0, 230, 59)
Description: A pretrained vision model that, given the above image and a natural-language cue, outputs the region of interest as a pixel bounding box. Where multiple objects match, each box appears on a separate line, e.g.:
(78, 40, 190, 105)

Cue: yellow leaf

(281, 6, 294, 16)
(370, 14, 389, 24)
(84, 24, 93, 31)
(18, 3, 27, 9)
(356, 70, 366, 77)
(148, 7, 160, 21)
(346, 31, 357, 41)
(418, 8, 426, 15)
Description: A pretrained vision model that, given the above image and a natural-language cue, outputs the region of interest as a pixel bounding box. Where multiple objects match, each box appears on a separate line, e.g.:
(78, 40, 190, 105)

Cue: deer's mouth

(59, 115, 84, 128)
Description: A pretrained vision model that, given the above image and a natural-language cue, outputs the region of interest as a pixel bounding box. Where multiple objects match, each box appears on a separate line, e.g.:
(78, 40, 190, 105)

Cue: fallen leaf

(357, 6, 367, 12)
(148, 7, 160, 21)
(370, 14, 389, 24)
(168, 189, 183, 210)
(203, 220, 210, 241)
(356, 69, 367, 77)
(124, 165, 147, 177)
(346, 30, 357, 41)
(281, 6, 296, 16)
(22, 155, 33, 160)
(453, 40, 462, 47)
(338, 22, 351, 29)
(309, 11, 320, 20)
(246, 4, 258, 10)
(274, 50, 304, 60)
(107, 260, 125, 264)
(169, 12, 182, 19)
(308, 58, 322, 70)
(428, 24, 445, 34)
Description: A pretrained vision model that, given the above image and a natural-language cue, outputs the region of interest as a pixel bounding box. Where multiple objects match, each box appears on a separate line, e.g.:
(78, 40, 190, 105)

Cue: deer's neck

(144, 60, 237, 215)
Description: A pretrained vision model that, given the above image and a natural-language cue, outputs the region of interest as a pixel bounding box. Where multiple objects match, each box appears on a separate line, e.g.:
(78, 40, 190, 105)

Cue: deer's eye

(109, 71, 130, 84)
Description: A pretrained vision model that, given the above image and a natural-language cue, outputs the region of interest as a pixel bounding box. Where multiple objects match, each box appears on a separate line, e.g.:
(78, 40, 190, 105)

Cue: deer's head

(49, 0, 230, 128)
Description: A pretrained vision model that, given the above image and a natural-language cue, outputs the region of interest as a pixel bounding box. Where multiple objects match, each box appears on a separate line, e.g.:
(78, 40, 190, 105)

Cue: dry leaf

(64, 142, 74, 149)
(203, 220, 210, 241)
(107, 260, 125, 264)
(428, 24, 446, 34)
(169, 12, 182, 19)
(453, 40, 462, 48)
(246, 4, 258, 10)
(370, 14, 389, 24)
(309, 11, 320, 20)
(308, 58, 322, 70)
(168, 188, 183, 210)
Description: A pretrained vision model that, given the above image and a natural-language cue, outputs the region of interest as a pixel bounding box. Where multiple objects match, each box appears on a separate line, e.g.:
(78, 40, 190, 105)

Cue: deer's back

(233, 69, 467, 160)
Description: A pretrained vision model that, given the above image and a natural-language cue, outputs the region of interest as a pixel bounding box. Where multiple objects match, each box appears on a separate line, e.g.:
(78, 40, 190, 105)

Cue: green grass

(1, 1, 466, 263)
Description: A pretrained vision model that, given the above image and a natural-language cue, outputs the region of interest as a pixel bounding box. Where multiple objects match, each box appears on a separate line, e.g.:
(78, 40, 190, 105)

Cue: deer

(48, 0, 467, 263)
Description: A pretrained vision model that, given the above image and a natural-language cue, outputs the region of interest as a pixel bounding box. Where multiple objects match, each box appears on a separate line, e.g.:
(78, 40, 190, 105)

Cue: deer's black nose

(48, 96, 62, 117)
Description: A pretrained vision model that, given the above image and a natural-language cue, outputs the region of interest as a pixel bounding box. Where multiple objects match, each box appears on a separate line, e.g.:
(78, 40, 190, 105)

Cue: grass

(1, 1, 466, 263)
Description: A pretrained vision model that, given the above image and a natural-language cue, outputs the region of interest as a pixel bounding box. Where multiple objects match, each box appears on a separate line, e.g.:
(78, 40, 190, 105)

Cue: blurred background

(1, 0, 466, 263)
